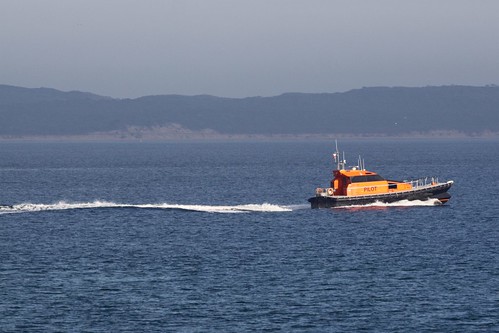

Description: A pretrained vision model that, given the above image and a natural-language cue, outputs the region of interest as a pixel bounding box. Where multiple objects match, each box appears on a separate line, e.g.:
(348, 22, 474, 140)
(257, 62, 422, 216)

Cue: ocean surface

(0, 139, 497, 332)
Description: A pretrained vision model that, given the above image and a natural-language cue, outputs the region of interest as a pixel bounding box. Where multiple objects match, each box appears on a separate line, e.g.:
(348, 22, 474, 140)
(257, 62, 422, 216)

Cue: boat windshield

(350, 175, 385, 183)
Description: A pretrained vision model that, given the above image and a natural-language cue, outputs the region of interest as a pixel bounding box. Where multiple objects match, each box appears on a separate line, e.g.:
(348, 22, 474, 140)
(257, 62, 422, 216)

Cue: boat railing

(406, 177, 440, 189)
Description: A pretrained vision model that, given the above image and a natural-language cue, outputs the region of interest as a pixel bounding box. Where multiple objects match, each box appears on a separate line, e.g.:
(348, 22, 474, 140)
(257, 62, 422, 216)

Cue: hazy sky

(1, 0, 498, 98)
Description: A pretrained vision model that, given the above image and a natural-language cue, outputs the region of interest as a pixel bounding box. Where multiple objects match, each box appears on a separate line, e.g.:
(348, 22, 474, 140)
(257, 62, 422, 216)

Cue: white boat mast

(333, 140, 346, 170)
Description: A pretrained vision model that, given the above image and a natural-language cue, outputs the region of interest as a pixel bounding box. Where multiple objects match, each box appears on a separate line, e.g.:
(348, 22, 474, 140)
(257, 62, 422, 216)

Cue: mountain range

(1, 84, 498, 139)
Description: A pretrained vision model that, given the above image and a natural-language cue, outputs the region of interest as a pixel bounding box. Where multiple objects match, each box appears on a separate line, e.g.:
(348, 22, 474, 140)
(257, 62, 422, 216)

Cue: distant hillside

(1, 84, 498, 138)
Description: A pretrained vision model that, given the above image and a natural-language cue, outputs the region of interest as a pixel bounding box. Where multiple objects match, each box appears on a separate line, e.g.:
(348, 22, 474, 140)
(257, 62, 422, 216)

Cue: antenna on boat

(358, 156, 365, 170)
(334, 140, 346, 170)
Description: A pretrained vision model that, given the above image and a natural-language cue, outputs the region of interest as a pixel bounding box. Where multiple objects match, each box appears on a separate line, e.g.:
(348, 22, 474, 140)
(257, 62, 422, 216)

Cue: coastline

(1, 128, 498, 143)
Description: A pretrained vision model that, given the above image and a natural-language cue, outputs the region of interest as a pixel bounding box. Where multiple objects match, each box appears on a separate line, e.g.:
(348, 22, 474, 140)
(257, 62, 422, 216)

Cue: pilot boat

(308, 142, 453, 208)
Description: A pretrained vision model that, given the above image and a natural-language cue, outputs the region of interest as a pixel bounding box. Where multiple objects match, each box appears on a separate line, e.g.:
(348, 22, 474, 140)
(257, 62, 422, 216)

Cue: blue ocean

(1, 139, 498, 332)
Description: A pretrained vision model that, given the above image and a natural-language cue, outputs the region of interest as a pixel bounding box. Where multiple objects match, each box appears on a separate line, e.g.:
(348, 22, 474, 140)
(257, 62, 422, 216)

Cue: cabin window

(350, 175, 385, 183)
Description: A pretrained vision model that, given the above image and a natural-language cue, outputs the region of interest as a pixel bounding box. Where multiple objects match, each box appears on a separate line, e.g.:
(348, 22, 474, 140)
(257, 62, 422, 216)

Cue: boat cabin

(331, 169, 412, 196)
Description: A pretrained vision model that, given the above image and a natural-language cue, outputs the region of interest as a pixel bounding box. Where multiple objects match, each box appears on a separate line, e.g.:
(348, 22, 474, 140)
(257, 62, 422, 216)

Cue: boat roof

(336, 169, 380, 177)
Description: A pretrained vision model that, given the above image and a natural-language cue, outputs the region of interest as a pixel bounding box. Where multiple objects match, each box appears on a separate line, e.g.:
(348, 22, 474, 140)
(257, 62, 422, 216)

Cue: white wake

(0, 200, 298, 214)
(335, 198, 442, 209)
(0, 200, 441, 214)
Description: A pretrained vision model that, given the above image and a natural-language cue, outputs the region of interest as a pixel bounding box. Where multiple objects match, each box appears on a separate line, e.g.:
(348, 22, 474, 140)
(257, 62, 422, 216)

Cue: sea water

(0, 139, 498, 332)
